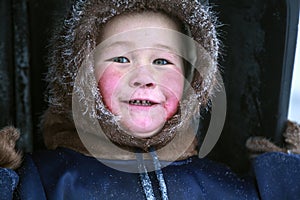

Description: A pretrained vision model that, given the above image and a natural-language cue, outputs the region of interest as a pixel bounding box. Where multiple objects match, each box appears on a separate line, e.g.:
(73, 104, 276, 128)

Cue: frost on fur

(0, 126, 22, 170)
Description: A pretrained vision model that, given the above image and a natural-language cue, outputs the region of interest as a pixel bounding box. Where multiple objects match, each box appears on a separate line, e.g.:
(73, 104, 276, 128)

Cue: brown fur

(284, 120, 300, 154)
(246, 136, 284, 158)
(42, 107, 198, 161)
(42, 108, 88, 154)
(0, 126, 22, 169)
(246, 120, 300, 157)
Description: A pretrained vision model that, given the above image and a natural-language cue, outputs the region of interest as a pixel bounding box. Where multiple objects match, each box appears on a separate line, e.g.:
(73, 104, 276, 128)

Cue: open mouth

(128, 100, 157, 106)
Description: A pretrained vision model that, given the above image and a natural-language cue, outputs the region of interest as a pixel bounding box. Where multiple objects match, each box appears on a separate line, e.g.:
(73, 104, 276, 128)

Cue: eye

(111, 56, 130, 63)
(153, 58, 172, 65)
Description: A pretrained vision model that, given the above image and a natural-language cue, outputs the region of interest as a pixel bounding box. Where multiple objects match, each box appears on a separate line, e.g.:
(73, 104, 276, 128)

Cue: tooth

(129, 99, 155, 106)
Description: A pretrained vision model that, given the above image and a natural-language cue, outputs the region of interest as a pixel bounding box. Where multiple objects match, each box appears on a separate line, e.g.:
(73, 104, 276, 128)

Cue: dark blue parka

(1, 148, 300, 199)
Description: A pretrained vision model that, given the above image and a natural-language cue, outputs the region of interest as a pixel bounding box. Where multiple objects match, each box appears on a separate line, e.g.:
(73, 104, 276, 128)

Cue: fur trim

(246, 120, 300, 157)
(0, 126, 22, 170)
(284, 120, 300, 154)
(43, 107, 198, 161)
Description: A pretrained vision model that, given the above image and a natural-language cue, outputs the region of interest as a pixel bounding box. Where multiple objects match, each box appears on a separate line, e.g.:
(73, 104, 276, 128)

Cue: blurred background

(288, 12, 300, 123)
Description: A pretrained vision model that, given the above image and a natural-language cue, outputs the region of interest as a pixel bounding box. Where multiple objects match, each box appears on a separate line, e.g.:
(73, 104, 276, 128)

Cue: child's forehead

(96, 12, 185, 55)
(101, 11, 180, 41)
(96, 28, 186, 57)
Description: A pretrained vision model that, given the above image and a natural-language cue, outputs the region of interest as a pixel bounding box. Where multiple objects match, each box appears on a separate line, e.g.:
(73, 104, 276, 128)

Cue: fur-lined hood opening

(43, 0, 221, 163)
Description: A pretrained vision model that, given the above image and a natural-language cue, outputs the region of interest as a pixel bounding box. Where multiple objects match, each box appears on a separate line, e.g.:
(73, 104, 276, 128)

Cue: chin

(117, 115, 166, 137)
(130, 131, 158, 139)
(123, 125, 164, 139)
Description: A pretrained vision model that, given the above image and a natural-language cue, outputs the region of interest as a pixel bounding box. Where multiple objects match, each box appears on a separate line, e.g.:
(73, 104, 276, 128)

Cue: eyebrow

(102, 41, 134, 50)
(152, 43, 179, 54)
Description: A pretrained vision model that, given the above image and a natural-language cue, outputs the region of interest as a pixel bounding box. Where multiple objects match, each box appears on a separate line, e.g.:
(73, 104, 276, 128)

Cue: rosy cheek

(164, 98, 180, 119)
(98, 68, 122, 112)
(162, 72, 184, 119)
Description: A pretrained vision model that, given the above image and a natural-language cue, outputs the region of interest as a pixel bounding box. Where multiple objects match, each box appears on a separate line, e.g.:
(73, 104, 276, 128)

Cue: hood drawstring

(136, 148, 169, 200)
(136, 152, 156, 200)
(150, 150, 168, 200)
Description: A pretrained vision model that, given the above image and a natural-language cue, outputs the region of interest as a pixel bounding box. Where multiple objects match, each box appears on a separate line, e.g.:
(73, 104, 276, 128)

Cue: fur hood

(42, 0, 220, 161)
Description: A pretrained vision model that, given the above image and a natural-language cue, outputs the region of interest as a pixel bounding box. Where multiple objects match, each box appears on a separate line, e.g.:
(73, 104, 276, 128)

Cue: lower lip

(125, 103, 159, 110)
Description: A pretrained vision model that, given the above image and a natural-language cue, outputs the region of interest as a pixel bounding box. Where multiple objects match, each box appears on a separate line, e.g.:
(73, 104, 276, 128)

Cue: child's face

(95, 12, 185, 138)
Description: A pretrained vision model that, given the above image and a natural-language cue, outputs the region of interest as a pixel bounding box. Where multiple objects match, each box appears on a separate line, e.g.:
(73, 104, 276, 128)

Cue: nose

(129, 68, 156, 89)
(131, 81, 155, 88)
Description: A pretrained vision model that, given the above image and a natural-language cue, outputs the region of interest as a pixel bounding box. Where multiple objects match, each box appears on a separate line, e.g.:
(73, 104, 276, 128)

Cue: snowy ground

(288, 14, 300, 123)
